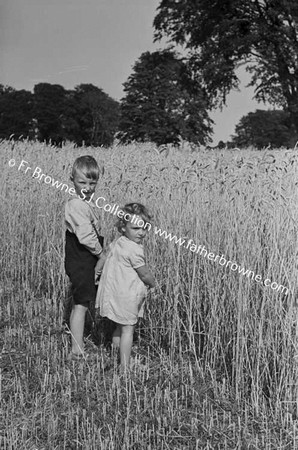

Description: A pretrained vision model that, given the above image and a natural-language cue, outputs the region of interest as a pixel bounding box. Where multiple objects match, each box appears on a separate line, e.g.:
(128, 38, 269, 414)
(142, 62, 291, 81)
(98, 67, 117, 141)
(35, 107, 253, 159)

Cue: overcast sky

(0, 0, 266, 144)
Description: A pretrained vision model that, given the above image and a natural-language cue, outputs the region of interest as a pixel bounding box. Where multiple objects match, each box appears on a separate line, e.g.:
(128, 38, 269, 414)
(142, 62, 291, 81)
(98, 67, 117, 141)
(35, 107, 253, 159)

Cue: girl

(65, 155, 104, 360)
(95, 203, 155, 370)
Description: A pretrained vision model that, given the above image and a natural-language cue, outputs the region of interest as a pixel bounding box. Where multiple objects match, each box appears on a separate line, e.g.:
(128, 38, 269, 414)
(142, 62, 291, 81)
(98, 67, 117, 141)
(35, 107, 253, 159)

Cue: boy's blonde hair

(71, 155, 100, 180)
(116, 203, 152, 232)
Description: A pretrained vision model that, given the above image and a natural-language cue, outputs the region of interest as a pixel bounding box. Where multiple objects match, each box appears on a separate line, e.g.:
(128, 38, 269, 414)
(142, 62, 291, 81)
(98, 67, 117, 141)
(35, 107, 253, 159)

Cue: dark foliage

(0, 85, 34, 139)
(118, 49, 213, 146)
(0, 83, 119, 147)
(232, 109, 297, 148)
(73, 84, 120, 147)
(34, 83, 69, 145)
(154, 1, 298, 130)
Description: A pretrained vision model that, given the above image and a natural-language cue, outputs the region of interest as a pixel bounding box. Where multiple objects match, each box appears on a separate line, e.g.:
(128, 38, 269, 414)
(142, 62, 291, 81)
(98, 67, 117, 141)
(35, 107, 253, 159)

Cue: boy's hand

(94, 254, 106, 283)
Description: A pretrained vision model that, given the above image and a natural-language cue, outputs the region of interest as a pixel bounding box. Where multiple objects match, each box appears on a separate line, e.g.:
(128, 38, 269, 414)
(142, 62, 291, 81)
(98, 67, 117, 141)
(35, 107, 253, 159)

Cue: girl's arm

(135, 265, 155, 288)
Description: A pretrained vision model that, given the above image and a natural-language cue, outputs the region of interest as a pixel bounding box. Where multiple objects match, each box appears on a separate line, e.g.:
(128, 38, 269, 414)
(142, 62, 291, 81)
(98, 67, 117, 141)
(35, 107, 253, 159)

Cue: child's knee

(73, 304, 88, 314)
(121, 325, 135, 336)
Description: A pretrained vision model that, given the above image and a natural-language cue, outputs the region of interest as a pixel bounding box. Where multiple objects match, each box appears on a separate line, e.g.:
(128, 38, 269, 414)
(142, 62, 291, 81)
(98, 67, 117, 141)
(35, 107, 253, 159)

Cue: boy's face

(72, 168, 98, 200)
(122, 215, 148, 244)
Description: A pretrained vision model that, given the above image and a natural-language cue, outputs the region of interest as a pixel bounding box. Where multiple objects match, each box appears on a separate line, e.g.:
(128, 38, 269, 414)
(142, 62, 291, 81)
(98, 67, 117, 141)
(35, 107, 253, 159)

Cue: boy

(65, 155, 103, 359)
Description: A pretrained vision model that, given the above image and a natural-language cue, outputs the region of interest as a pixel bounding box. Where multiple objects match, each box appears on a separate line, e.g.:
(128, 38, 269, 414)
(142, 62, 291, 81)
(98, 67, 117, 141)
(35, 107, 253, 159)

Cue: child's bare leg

(70, 304, 87, 355)
(119, 325, 135, 370)
(112, 324, 121, 350)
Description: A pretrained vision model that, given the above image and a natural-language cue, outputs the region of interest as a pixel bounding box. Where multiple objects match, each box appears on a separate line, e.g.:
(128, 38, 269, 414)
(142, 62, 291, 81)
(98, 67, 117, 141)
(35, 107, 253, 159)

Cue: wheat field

(0, 140, 297, 449)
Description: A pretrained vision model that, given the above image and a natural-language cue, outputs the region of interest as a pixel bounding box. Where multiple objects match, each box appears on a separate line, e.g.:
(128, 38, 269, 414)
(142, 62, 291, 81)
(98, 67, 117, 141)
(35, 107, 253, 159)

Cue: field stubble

(0, 140, 297, 449)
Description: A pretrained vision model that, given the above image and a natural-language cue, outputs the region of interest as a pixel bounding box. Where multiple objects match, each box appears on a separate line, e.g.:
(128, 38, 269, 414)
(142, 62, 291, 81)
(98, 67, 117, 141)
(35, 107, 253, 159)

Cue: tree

(118, 49, 213, 146)
(231, 109, 297, 148)
(0, 84, 15, 95)
(33, 83, 69, 145)
(154, 1, 298, 130)
(73, 84, 120, 147)
(59, 89, 82, 143)
(0, 87, 34, 139)
(33, 83, 119, 146)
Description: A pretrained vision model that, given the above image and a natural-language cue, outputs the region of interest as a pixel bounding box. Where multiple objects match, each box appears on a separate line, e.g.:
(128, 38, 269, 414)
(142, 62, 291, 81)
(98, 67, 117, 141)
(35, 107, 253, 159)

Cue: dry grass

(0, 140, 297, 449)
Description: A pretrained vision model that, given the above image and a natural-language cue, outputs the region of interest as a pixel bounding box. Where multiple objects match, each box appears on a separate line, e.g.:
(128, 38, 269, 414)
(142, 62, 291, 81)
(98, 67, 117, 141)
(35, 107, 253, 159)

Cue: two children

(65, 156, 155, 368)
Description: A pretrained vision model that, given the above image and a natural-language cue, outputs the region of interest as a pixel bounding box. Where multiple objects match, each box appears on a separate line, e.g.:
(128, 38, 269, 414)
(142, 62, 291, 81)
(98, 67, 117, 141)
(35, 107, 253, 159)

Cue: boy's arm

(94, 252, 107, 282)
(65, 199, 103, 257)
(135, 265, 156, 289)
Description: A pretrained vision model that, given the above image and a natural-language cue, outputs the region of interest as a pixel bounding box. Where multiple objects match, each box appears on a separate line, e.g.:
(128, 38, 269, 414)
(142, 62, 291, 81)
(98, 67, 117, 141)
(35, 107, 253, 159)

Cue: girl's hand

(148, 286, 157, 295)
(135, 265, 155, 289)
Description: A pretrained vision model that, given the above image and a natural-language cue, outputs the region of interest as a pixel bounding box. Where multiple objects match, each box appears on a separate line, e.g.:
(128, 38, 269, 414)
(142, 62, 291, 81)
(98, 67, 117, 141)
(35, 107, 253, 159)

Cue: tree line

(0, 83, 119, 147)
(2, 0, 298, 149)
(0, 49, 216, 147)
(2, 74, 295, 149)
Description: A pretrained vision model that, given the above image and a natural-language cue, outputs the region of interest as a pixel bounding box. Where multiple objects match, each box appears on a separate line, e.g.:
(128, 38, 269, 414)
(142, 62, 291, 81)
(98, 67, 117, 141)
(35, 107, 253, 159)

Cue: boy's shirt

(65, 196, 102, 257)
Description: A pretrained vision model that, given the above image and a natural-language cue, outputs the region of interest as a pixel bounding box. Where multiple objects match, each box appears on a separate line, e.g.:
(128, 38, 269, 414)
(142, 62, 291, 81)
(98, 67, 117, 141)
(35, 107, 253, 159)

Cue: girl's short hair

(71, 155, 100, 180)
(116, 202, 152, 232)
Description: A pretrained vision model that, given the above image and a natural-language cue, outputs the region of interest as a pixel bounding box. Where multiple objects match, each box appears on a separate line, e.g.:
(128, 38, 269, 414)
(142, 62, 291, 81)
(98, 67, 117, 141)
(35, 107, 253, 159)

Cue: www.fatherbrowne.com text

(153, 229, 289, 295)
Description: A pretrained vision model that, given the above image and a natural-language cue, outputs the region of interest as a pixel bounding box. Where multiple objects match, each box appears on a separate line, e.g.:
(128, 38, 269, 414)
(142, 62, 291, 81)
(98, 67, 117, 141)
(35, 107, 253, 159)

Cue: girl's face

(122, 215, 148, 244)
(72, 168, 98, 200)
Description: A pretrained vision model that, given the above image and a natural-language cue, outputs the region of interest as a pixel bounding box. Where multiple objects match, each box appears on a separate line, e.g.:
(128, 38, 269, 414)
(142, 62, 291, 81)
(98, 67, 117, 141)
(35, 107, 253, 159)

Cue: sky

(0, 0, 266, 145)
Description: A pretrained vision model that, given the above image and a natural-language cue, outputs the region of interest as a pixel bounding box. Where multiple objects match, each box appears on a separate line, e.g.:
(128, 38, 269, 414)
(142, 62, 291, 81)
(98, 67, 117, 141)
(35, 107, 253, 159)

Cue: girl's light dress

(95, 236, 147, 325)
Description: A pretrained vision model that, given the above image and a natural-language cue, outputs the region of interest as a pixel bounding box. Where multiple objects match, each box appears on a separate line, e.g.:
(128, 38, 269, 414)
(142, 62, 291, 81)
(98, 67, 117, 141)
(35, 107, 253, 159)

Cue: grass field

(1, 140, 297, 449)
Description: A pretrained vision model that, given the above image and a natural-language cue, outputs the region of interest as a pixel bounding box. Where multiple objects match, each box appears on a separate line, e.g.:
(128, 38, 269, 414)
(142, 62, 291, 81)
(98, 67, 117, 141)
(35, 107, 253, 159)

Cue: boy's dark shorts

(65, 230, 98, 306)
(66, 265, 97, 306)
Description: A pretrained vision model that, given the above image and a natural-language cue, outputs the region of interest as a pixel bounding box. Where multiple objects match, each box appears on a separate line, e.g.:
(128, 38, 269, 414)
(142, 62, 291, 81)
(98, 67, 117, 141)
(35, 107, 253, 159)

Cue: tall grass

(0, 140, 297, 448)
